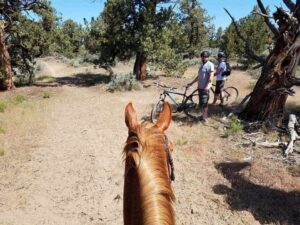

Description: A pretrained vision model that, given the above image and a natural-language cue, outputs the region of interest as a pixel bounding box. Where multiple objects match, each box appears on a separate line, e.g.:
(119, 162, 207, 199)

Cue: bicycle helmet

(217, 52, 226, 58)
(200, 51, 210, 58)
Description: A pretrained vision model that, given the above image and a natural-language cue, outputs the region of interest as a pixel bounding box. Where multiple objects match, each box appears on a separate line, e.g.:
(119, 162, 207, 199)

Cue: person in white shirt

(187, 51, 214, 121)
(212, 52, 227, 106)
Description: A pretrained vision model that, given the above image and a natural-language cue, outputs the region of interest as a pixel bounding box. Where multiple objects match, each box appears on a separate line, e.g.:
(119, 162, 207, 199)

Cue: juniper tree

(226, 0, 300, 121)
(0, 0, 52, 89)
(86, 0, 210, 80)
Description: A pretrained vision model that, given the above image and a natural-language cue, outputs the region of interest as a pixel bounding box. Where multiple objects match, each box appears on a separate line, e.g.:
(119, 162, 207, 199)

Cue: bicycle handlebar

(154, 82, 178, 90)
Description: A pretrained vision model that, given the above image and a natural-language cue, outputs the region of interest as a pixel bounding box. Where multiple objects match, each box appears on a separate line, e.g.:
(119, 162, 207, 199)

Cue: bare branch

(224, 8, 266, 64)
(252, 63, 263, 69)
(256, 0, 280, 38)
(283, 0, 296, 11)
(3, 12, 13, 31)
(285, 114, 300, 155)
(253, 11, 273, 18)
(288, 76, 300, 86)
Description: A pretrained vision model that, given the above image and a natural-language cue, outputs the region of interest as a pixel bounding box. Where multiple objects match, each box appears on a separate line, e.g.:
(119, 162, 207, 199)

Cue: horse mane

(123, 122, 175, 225)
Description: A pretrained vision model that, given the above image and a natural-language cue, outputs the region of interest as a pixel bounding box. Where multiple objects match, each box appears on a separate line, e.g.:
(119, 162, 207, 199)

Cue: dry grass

(247, 80, 257, 90)
(0, 88, 48, 158)
(35, 75, 55, 83)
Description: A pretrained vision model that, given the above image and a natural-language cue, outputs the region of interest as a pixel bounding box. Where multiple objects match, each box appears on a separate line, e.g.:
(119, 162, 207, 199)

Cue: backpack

(222, 62, 231, 77)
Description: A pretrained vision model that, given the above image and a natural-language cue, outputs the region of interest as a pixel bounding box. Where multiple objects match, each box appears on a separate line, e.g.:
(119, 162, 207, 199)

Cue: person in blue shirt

(212, 52, 227, 106)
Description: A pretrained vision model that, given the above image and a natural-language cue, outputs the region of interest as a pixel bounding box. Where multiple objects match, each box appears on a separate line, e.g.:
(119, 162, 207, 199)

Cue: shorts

(215, 80, 225, 94)
(198, 89, 209, 107)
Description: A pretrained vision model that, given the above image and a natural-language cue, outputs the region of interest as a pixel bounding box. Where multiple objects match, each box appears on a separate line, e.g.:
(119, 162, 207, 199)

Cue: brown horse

(123, 102, 175, 225)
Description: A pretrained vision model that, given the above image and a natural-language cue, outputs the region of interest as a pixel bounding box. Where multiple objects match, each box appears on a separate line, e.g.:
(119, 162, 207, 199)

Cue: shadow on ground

(214, 162, 300, 225)
(34, 73, 110, 87)
(171, 104, 234, 125)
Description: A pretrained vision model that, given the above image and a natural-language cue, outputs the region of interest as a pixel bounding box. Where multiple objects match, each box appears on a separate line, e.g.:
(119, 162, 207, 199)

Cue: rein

(127, 130, 175, 182)
(163, 134, 175, 182)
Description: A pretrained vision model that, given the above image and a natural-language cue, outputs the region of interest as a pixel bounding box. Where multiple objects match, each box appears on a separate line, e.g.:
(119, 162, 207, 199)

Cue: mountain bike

(210, 83, 239, 105)
(151, 82, 239, 122)
(151, 83, 198, 122)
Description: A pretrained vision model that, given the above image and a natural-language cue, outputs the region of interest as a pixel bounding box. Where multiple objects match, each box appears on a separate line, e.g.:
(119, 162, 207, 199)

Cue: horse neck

(124, 130, 175, 225)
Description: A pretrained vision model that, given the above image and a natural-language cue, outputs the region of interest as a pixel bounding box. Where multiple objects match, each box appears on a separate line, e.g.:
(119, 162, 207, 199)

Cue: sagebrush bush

(224, 115, 244, 138)
(0, 101, 6, 113)
(107, 72, 142, 92)
(43, 91, 51, 98)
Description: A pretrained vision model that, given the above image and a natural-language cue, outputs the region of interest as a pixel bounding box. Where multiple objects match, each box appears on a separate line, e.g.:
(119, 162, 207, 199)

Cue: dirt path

(0, 59, 299, 225)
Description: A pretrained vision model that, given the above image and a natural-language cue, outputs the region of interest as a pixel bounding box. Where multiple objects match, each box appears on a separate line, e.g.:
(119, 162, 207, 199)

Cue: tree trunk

(133, 51, 147, 81)
(243, 8, 300, 121)
(0, 24, 15, 90)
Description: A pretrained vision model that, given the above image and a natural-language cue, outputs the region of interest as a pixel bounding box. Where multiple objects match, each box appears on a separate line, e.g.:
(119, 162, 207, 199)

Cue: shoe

(198, 115, 203, 121)
(201, 118, 207, 124)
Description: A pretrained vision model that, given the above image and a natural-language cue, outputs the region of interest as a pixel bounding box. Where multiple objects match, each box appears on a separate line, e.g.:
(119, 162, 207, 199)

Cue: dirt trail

(0, 59, 299, 225)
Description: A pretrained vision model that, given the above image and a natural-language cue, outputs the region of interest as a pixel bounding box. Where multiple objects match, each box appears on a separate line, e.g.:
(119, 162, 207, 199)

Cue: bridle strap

(128, 130, 137, 138)
(164, 135, 175, 182)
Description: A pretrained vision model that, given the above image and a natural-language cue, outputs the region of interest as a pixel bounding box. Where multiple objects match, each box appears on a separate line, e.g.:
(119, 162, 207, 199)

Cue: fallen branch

(284, 114, 300, 155)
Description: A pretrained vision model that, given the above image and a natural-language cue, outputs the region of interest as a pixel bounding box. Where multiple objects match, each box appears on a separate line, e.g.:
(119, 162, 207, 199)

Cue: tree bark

(242, 7, 300, 121)
(0, 24, 15, 90)
(133, 51, 147, 81)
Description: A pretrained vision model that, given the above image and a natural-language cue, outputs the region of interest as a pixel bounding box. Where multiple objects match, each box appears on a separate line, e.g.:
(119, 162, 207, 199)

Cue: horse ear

(125, 102, 138, 130)
(155, 102, 172, 131)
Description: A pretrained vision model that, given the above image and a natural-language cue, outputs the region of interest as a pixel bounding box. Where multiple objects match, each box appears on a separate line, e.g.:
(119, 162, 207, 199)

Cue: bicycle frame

(158, 86, 189, 112)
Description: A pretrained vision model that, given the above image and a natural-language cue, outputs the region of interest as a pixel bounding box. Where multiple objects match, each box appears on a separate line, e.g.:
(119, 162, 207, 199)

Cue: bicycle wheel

(183, 91, 202, 120)
(222, 87, 239, 104)
(151, 100, 164, 123)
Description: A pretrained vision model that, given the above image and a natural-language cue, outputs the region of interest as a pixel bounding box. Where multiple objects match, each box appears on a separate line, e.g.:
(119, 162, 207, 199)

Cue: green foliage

(85, 0, 210, 79)
(108, 72, 142, 92)
(220, 5, 273, 65)
(0, 127, 6, 134)
(35, 75, 55, 83)
(0, 101, 7, 113)
(43, 91, 51, 98)
(175, 136, 188, 146)
(1, 1, 61, 86)
(0, 70, 7, 80)
(247, 80, 257, 90)
(209, 26, 223, 48)
(180, 0, 211, 55)
(9, 95, 27, 105)
(54, 19, 86, 58)
(155, 49, 188, 77)
(224, 115, 244, 138)
(18, 2, 59, 57)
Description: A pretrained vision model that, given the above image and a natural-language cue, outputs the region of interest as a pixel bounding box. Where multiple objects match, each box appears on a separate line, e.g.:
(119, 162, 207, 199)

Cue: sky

(51, 0, 287, 29)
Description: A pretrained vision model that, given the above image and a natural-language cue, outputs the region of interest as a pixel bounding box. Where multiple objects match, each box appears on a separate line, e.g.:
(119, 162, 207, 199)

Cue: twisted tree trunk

(0, 23, 15, 90)
(134, 51, 147, 81)
(243, 7, 300, 121)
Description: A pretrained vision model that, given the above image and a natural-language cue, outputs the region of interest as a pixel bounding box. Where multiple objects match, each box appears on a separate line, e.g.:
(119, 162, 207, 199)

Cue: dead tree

(227, 0, 300, 121)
